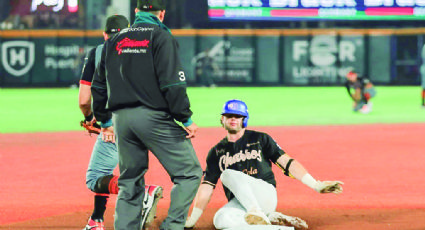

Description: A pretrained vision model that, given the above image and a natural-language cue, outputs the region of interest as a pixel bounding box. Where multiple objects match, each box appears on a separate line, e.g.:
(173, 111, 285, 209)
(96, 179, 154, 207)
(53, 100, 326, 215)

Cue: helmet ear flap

(242, 116, 249, 128)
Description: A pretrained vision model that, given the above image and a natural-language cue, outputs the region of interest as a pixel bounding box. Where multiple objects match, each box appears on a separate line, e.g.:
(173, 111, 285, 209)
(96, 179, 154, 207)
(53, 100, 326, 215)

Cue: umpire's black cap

(104, 15, 129, 34)
(137, 0, 166, 11)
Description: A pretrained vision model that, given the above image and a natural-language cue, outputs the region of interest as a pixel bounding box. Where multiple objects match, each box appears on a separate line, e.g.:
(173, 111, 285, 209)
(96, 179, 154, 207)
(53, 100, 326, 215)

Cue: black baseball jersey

(345, 77, 371, 99)
(203, 130, 286, 201)
(91, 22, 192, 124)
(79, 47, 96, 86)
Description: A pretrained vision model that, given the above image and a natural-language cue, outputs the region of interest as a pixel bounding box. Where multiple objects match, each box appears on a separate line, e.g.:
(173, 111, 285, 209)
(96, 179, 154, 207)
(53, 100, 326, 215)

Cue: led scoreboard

(208, 0, 425, 20)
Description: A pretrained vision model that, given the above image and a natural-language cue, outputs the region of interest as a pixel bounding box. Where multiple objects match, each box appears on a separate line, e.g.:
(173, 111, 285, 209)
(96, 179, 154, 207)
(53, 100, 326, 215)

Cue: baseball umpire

(185, 99, 343, 229)
(345, 70, 377, 114)
(79, 14, 162, 230)
(91, 1, 203, 230)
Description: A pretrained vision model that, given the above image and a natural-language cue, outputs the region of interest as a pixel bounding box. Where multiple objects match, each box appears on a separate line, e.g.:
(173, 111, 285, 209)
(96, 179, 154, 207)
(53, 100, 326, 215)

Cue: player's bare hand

(101, 126, 115, 143)
(315, 180, 344, 194)
(185, 123, 198, 139)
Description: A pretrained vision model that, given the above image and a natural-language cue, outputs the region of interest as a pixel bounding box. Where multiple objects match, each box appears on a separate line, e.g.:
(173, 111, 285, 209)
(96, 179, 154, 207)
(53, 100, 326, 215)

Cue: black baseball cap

(104, 15, 129, 34)
(137, 0, 166, 11)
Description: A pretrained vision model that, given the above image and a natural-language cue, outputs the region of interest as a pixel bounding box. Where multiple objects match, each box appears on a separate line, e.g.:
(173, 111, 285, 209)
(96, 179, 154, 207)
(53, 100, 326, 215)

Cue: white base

(224, 226, 295, 230)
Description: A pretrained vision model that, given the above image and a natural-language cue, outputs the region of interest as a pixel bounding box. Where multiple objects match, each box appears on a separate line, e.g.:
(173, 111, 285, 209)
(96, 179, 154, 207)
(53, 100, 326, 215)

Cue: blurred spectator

(0, 0, 11, 22)
(0, 0, 83, 29)
(61, 13, 79, 29)
(0, 0, 34, 29)
(193, 48, 219, 87)
(34, 11, 59, 29)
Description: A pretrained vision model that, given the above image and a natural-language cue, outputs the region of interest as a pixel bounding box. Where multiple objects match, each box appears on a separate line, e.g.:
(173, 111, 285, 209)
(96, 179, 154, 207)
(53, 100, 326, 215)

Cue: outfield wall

(0, 28, 424, 87)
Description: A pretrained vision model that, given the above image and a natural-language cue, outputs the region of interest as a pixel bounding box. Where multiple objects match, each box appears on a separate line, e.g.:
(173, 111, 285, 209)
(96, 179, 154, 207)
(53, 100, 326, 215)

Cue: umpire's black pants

(112, 106, 203, 230)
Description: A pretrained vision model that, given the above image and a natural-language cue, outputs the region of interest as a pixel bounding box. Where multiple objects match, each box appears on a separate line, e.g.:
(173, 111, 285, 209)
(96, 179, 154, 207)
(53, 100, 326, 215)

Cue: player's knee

(220, 169, 239, 186)
(213, 207, 246, 229)
(91, 174, 118, 194)
(86, 174, 99, 191)
(86, 179, 96, 191)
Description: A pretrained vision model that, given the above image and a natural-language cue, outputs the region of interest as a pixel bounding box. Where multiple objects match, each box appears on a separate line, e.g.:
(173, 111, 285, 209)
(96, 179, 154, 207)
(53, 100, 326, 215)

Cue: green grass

(1, 86, 424, 133)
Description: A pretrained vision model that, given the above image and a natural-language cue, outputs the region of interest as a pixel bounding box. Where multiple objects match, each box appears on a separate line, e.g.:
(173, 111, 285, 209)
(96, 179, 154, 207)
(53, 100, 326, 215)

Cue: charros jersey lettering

(219, 149, 263, 171)
(204, 130, 286, 201)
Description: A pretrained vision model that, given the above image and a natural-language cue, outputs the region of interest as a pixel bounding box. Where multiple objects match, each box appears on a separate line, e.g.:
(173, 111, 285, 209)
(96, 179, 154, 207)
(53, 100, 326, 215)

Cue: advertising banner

(57, 37, 85, 84)
(0, 30, 416, 87)
(0, 36, 101, 86)
(226, 36, 255, 83)
(195, 35, 255, 84)
(284, 34, 365, 85)
(1, 38, 34, 85)
(208, 0, 425, 21)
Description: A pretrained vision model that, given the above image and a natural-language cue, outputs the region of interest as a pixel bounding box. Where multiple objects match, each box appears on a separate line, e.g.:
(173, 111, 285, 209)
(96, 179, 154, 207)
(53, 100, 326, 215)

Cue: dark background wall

(0, 29, 422, 87)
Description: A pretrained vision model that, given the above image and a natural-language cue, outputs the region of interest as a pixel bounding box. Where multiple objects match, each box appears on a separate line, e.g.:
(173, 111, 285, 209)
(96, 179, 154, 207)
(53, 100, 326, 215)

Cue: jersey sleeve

(202, 147, 221, 187)
(152, 30, 193, 123)
(79, 48, 96, 86)
(261, 133, 286, 163)
(91, 43, 112, 124)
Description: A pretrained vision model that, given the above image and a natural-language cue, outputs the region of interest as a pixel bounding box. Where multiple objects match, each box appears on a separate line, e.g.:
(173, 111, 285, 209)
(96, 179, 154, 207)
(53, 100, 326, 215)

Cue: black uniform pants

(112, 106, 203, 230)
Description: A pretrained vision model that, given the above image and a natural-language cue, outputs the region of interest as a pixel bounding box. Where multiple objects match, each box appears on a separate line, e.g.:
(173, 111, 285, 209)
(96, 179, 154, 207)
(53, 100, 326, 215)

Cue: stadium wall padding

(0, 29, 423, 87)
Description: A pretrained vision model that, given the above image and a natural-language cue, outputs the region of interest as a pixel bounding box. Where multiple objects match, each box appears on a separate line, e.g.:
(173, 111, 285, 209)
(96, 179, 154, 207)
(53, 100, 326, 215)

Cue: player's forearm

(78, 85, 92, 117)
(286, 161, 322, 190)
(286, 160, 309, 181)
(276, 155, 308, 180)
(185, 183, 214, 228)
(288, 161, 321, 191)
(353, 89, 362, 101)
(79, 104, 92, 117)
(193, 183, 214, 211)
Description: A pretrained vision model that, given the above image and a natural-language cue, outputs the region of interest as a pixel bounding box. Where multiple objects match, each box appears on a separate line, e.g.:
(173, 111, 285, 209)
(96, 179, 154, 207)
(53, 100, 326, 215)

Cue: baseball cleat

(141, 185, 163, 229)
(244, 209, 271, 225)
(83, 218, 105, 230)
(268, 212, 308, 230)
(359, 102, 373, 114)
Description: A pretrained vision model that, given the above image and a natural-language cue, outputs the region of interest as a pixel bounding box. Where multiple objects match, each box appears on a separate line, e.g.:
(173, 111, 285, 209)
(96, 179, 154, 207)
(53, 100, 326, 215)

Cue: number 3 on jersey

(179, 71, 186, 81)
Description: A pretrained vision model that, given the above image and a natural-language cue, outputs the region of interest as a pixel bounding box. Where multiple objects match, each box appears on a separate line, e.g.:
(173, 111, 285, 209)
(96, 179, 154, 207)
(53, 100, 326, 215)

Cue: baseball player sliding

(185, 99, 343, 230)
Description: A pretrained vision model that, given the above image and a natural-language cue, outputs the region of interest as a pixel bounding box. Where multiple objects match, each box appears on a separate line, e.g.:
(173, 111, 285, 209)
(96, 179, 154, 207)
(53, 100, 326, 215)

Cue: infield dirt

(1, 124, 424, 229)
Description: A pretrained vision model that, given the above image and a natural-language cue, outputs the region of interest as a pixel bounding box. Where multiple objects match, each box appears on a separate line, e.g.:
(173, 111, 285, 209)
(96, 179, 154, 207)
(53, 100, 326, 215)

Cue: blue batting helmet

(221, 99, 249, 128)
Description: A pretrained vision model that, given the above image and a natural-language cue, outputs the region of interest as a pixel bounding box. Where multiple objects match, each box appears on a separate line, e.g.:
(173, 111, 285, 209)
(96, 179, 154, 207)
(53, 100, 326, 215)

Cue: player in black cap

(104, 15, 129, 34)
(137, 0, 166, 11)
(92, 1, 203, 230)
(79, 14, 162, 230)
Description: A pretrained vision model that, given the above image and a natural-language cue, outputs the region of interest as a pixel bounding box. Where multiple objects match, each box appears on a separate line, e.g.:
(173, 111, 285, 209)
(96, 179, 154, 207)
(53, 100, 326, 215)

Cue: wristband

(189, 207, 203, 223)
(100, 119, 113, 128)
(84, 113, 94, 122)
(183, 117, 193, 127)
(301, 173, 318, 191)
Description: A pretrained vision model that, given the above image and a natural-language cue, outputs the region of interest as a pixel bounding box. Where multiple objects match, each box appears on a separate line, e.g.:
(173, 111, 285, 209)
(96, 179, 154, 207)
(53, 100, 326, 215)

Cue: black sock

(91, 195, 109, 220)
